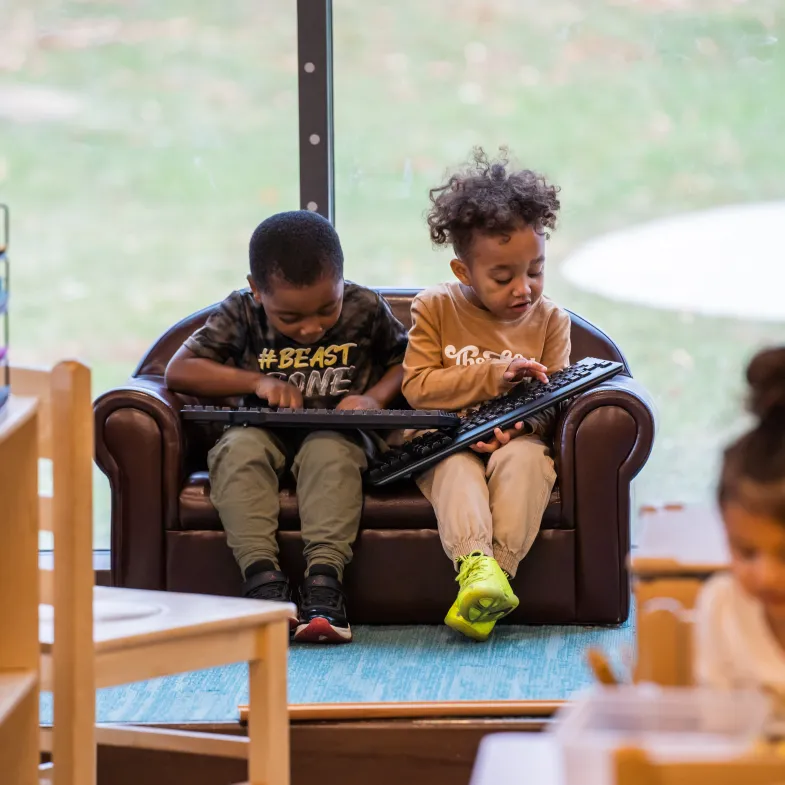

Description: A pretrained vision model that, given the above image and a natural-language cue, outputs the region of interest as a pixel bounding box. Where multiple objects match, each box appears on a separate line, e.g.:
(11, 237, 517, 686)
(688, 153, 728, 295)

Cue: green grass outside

(1, 0, 784, 547)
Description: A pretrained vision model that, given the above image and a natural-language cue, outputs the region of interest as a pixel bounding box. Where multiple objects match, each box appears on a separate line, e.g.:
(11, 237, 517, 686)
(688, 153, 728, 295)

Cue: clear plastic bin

(551, 685, 769, 785)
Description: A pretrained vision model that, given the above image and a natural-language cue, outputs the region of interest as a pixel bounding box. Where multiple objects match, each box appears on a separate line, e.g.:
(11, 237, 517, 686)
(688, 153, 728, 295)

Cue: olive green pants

(207, 426, 368, 581)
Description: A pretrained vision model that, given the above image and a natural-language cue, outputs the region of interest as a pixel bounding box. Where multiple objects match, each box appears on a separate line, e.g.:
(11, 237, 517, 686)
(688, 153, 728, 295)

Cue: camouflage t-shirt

(183, 281, 408, 409)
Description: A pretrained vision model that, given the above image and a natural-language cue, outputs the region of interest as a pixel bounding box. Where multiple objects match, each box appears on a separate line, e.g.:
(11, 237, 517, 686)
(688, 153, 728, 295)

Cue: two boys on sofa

(165, 149, 569, 644)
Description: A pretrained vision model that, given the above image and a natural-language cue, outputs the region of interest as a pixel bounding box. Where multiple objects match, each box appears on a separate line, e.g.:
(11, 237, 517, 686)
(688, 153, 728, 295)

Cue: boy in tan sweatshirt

(402, 148, 571, 641)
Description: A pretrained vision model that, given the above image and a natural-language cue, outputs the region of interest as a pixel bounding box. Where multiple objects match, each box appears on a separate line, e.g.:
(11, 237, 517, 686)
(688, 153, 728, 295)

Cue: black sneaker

(243, 563, 298, 632)
(293, 565, 352, 644)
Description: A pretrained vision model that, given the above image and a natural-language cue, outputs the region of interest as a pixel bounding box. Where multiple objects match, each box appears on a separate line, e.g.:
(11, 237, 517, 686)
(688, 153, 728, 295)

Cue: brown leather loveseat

(94, 290, 655, 625)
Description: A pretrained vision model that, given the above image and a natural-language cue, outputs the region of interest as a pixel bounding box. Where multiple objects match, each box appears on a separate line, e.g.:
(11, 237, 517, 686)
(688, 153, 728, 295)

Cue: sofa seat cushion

(177, 471, 565, 531)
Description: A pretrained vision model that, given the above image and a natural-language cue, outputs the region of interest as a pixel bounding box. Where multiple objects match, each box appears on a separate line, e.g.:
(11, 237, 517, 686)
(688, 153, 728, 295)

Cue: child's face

(724, 501, 785, 621)
(450, 224, 545, 320)
(248, 273, 343, 344)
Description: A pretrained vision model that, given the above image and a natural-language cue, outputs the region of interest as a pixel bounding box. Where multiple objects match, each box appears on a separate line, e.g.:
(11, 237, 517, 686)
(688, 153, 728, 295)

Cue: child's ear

(247, 274, 263, 304)
(450, 258, 472, 287)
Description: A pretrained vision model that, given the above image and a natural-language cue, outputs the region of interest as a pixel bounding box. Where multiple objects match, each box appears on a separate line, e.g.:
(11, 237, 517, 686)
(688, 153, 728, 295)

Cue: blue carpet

(40, 617, 634, 724)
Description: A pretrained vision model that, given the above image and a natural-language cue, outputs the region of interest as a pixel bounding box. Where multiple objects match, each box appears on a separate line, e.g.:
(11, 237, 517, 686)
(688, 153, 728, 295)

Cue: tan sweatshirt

(402, 282, 571, 437)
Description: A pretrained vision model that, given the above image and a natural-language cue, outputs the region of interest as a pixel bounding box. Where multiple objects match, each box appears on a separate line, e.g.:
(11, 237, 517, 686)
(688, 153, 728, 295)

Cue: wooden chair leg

(247, 620, 289, 785)
(52, 360, 96, 785)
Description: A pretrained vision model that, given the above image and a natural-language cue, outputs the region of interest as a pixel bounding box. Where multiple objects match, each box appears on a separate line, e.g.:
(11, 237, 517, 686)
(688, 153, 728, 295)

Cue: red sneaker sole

(293, 616, 352, 644)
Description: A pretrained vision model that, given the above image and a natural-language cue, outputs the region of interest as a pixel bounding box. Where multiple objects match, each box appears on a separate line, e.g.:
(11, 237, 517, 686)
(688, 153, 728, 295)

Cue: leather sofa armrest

(554, 373, 656, 622)
(94, 375, 191, 589)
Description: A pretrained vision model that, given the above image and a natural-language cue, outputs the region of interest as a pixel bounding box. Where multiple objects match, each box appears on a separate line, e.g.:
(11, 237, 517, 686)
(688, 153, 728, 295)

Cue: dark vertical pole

(297, 0, 334, 224)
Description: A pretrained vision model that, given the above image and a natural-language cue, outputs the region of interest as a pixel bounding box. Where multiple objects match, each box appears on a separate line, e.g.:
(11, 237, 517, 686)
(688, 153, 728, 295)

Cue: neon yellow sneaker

(445, 599, 496, 641)
(456, 551, 519, 624)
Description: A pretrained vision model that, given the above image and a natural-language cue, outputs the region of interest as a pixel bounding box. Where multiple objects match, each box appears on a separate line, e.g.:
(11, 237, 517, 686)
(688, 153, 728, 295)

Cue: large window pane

(335, 0, 785, 507)
(1, 0, 298, 547)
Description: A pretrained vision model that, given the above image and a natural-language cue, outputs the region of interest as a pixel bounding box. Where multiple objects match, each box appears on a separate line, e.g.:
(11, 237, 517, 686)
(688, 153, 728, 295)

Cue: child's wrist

(251, 372, 274, 395)
(363, 392, 385, 408)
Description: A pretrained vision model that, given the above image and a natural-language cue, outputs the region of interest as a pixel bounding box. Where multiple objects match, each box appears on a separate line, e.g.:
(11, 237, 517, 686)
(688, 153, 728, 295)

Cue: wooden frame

(239, 700, 563, 724)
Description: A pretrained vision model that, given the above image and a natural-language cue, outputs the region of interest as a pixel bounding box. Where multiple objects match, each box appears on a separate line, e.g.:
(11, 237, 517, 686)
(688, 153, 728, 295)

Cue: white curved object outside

(560, 202, 785, 322)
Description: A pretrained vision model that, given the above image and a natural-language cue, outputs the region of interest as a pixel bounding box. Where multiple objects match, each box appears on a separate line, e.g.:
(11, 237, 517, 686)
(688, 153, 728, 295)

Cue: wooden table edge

(238, 700, 565, 723)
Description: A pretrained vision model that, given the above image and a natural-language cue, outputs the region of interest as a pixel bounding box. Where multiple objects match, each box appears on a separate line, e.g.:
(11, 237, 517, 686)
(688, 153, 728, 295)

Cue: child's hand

(255, 376, 304, 408)
(504, 358, 548, 384)
(471, 422, 525, 453)
(335, 394, 380, 411)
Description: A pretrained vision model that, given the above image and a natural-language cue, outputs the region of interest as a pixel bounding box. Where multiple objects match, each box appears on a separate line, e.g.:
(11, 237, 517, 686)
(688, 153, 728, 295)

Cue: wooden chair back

(634, 598, 695, 687)
(10, 366, 58, 536)
(11, 361, 96, 785)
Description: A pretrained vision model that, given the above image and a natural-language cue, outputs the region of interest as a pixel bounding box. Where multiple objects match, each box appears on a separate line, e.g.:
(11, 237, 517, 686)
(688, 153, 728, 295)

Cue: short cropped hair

(249, 210, 343, 291)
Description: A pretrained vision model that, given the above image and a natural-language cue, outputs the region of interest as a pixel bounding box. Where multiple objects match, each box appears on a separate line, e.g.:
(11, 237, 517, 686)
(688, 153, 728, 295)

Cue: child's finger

(471, 440, 499, 453)
(504, 358, 548, 383)
(494, 427, 511, 445)
(502, 358, 529, 381)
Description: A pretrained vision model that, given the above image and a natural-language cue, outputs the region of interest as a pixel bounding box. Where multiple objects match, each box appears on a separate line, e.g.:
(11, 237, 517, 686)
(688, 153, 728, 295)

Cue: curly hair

(427, 147, 561, 260)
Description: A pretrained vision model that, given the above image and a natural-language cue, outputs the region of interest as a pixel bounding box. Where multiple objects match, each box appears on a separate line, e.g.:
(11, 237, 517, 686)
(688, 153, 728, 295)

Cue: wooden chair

(590, 604, 785, 785)
(585, 596, 694, 688)
(634, 597, 695, 687)
(614, 745, 785, 784)
(12, 361, 293, 785)
(12, 361, 94, 784)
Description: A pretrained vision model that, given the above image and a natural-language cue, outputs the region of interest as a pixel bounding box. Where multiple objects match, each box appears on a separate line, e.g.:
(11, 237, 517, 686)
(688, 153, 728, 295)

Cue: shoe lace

(303, 583, 342, 609)
(248, 579, 289, 602)
(456, 551, 493, 586)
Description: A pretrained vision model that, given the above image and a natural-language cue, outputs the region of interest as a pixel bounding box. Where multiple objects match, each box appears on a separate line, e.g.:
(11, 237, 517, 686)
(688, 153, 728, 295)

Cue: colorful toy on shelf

(0, 204, 8, 411)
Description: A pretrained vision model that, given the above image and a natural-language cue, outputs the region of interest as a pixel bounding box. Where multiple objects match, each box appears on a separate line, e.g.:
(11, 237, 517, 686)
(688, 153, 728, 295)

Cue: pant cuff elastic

(451, 539, 493, 570)
(492, 547, 521, 578)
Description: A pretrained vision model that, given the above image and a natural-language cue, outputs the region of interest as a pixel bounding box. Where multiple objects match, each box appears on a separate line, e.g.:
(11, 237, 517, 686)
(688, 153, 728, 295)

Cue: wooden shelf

(0, 670, 37, 726)
(0, 391, 40, 783)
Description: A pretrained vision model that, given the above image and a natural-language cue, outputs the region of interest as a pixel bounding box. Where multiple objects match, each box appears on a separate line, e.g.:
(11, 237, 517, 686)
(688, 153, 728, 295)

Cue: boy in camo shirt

(166, 211, 407, 643)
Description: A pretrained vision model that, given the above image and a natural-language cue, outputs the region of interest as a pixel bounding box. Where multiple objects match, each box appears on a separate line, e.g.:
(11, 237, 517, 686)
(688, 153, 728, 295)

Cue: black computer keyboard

(366, 357, 624, 486)
(180, 405, 460, 430)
